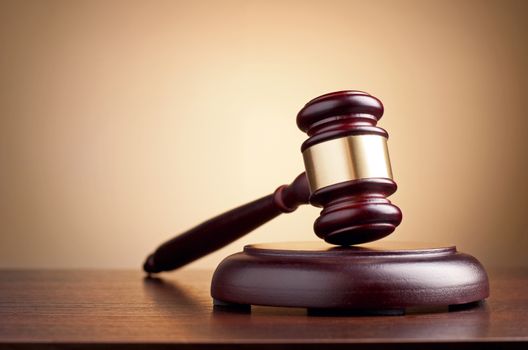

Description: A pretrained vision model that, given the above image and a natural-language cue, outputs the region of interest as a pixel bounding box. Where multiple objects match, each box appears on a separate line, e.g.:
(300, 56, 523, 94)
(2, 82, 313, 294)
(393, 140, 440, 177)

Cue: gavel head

(297, 90, 402, 245)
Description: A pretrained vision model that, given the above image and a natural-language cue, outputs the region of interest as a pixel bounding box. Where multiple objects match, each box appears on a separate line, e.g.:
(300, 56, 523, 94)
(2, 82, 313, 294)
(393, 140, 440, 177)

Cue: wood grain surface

(0, 269, 527, 349)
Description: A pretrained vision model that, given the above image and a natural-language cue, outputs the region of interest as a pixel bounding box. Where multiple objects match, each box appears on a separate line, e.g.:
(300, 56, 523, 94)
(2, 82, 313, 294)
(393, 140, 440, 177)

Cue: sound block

(211, 241, 489, 314)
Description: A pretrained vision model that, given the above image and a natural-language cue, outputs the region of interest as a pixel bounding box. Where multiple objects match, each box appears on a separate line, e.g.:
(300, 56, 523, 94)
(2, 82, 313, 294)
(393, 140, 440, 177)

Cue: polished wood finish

(144, 91, 403, 276)
(309, 178, 402, 244)
(296, 90, 386, 148)
(211, 241, 489, 311)
(142, 91, 485, 317)
(0, 269, 526, 349)
(297, 91, 402, 245)
(143, 173, 310, 273)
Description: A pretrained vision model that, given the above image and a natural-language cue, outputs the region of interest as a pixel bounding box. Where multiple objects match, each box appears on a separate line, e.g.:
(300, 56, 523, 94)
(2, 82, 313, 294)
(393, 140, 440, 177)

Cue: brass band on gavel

(302, 134, 393, 193)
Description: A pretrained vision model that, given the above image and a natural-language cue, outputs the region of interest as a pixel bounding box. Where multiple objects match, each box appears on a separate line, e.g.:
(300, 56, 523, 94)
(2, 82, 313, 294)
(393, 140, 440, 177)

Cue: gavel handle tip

(143, 254, 159, 274)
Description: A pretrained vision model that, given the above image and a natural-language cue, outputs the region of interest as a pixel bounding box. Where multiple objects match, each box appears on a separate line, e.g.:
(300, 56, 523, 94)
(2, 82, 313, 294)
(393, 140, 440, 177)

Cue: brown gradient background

(0, 0, 527, 270)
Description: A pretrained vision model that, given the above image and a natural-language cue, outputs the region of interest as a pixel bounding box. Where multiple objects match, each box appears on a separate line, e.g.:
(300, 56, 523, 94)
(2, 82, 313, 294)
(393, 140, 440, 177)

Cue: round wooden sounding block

(211, 241, 489, 313)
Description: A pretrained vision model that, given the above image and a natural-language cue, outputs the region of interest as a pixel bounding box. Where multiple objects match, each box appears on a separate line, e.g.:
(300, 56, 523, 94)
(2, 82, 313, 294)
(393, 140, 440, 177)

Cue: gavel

(144, 91, 402, 273)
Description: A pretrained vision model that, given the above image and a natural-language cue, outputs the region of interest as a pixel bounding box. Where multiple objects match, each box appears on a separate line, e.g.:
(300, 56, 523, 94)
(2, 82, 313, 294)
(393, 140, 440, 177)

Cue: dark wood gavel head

(297, 90, 402, 245)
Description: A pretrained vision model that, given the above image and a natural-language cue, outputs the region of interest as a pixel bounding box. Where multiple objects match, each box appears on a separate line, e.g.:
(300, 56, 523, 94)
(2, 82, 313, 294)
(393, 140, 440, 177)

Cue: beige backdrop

(1, 0, 527, 270)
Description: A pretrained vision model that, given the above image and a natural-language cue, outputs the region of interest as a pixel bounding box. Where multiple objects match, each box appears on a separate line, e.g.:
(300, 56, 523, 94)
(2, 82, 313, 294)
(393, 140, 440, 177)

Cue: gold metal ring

(302, 135, 393, 192)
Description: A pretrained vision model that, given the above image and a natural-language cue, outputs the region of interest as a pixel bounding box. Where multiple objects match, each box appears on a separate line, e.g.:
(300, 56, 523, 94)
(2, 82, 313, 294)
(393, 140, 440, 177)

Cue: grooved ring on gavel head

(296, 90, 402, 246)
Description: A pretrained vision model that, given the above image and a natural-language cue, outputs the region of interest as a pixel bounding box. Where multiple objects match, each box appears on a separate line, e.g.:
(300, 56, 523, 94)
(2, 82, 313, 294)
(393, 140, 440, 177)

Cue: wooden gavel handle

(143, 172, 310, 273)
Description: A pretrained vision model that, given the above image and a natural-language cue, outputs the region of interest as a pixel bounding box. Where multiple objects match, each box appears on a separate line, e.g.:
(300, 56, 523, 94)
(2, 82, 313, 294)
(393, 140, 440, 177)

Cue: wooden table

(0, 269, 526, 349)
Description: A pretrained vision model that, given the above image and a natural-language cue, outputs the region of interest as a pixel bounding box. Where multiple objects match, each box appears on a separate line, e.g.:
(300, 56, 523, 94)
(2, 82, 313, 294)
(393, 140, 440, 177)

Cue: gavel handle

(143, 172, 310, 273)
